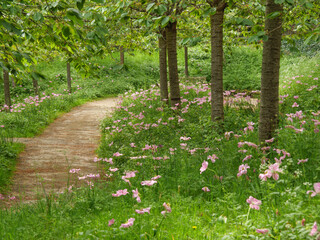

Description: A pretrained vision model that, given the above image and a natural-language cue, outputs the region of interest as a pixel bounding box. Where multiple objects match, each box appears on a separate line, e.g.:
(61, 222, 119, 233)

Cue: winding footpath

(8, 97, 117, 204)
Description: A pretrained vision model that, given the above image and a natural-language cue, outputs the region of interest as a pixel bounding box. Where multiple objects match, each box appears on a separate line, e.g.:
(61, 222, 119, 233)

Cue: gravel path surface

(8, 97, 117, 203)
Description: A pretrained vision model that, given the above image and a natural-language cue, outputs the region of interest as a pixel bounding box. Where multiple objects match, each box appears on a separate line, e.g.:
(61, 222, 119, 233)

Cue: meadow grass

(0, 49, 319, 239)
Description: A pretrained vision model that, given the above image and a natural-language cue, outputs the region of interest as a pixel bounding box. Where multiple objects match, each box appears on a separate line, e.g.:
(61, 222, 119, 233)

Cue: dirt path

(8, 97, 118, 204)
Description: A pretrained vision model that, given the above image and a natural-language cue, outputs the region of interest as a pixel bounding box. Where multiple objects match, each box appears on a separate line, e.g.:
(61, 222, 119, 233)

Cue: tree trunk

(11, 77, 15, 88)
(3, 70, 11, 110)
(32, 78, 39, 96)
(159, 29, 169, 103)
(67, 62, 72, 93)
(259, 0, 283, 143)
(184, 46, 189, 77)
(210, 1, 226, 122)
(120, 46, 125, 65)
(166, 21, 181, 107)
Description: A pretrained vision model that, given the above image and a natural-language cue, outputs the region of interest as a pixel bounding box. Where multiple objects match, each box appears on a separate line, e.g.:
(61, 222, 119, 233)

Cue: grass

(0, 47, 319, 239)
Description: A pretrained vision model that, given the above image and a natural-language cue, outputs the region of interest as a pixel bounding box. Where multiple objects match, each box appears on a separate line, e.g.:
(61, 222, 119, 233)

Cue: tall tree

(166, 21, 181, 107)
(259, 0, 283, 142)
(67, 62, 72, 93)
(207, 0, 226, 121)
(159, 29, 169, 103)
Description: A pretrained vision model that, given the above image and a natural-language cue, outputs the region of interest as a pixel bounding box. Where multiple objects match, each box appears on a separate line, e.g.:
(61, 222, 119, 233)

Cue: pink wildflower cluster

(200, 160, 208, 174)
(246, 196, 262, 210)
(161, 202, 172, 216)
(207, 154, 218, 163)
(135, 207, 151, 214)
(307, 183, 320, 197)
(141, 180, 157, 186)
(120, 218, 135, 228)
(259, 163, 283, 181)
(132, 188, 141, 202)
(237, 164, 250, 177)
(112, 189, 129, 197)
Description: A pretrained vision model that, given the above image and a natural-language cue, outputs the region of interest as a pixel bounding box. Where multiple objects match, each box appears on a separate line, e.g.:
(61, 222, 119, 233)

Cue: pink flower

(109, 167, 118, 172)
(256, 229, 269, 234)
(113, 152, 123, 157)
(180, 136, 191, 141)
(141, 180, 157, 186)
(297, 158, 308, 164)
(112, 189, 129, 197)
(120, 218, 135, 228)
(246, 196, 262, 210)
(292, 102, 299, 107)
(242, 155, 252, 162)
(202, 187, 210, 192)
(130, 143, 136, 147)
(108, 218, 115, 227)
(69, 168, 80, 174)
(207, 154, 218, 163)
(132, 188, 141, 203)
(161, 202, 171, 216)
(259, 163, 283, 181)
(200, 161, 208, 174)
(307, 183, 320, 197)
(135, 207, 151, 214)
(237, 164, 250, 177)
(265, 138, 274, 143)
(151, 175, 162, 180)
(268, 163, 283, 180)
(310, 222, 318, 236)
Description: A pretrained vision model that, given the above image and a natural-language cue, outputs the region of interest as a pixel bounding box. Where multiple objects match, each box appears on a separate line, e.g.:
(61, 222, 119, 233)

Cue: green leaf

(76, 0, 85, 11)
(242, 19, 254, 27)
(91, 0, 104, 3)
(248, 35, 259, 43)
(267, 11, 280, 19)
(33, 12, 44, 22)
(304, 2, 313, 8)
(67, 8, 81, 19)
(146, 3, 155, 11)
(157, 4, 167, 15)
(161, 16, 170, 27)
(274, 0, 285, 3)
(62, 26, 71, 38)
(285, 0, 294, 4)
(31, 71, 46, 81)
(0, 19, 12, 31)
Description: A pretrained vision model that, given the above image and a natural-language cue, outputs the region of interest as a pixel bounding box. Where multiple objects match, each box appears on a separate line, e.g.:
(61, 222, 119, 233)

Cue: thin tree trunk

(3, 70, 11, 110)
(32, 78, 39, 96)
(166, 21, 181, 107)
(210, 1, 226, 122)
(11, 77, 15, 88)
(159, 29, 169, 103)
(259, 0, 283, 143)
(184, 46, 189, 77)
(67, 62, 72, 93)
(120, 46, 124, 65)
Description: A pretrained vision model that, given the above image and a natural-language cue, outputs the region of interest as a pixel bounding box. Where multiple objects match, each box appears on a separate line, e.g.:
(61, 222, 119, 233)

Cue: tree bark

(11, 77, 15, 88)
(3, 70, 11, 110)
(210, 1, 226, 122)
(184, 46, 189, 77)
(159, 29, 169, 103)
(67, 62, 72, 93)
(259, 0, 283, 143)
(166, 21, 181, 107)
(32, 78, 39, 96)
(120, 46, 125, 65)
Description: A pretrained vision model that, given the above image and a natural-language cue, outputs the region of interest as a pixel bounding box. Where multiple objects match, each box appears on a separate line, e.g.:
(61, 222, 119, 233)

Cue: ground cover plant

(0, 51, 319, 239)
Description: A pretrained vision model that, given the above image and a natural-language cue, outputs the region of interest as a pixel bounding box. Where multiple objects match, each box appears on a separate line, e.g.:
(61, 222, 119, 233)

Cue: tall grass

(0, 50, 319, 239)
